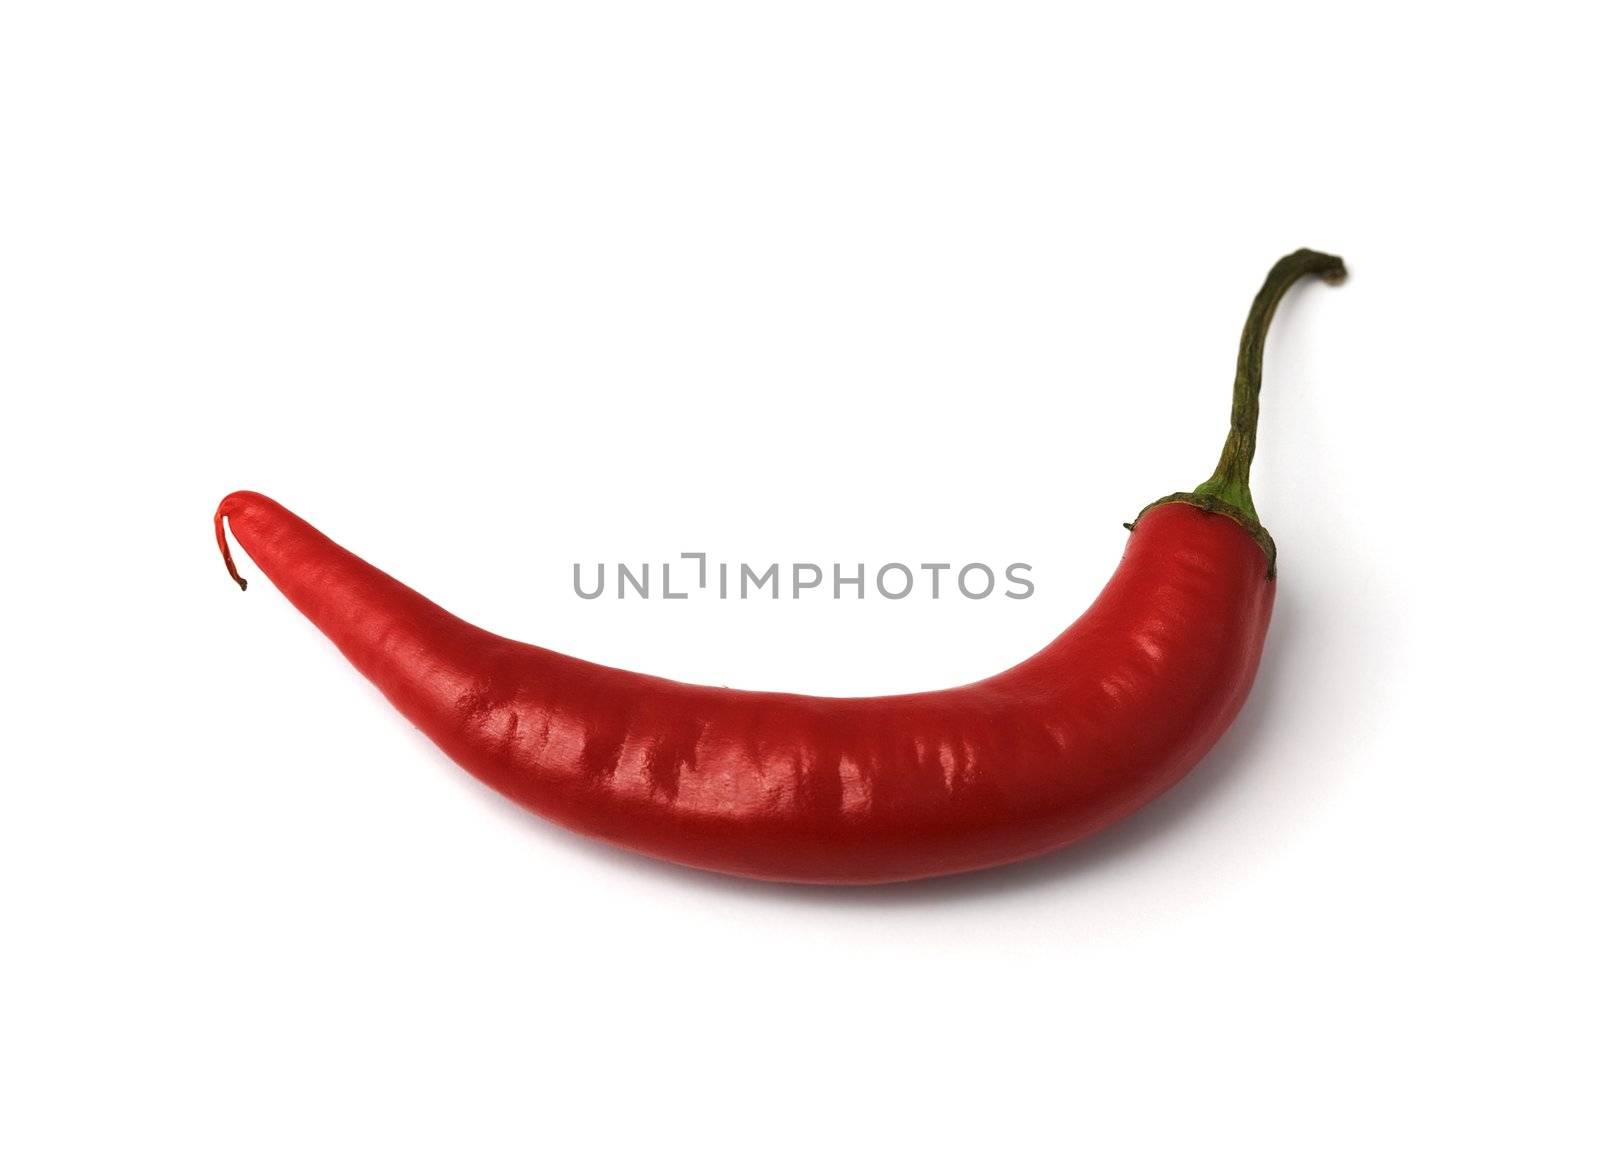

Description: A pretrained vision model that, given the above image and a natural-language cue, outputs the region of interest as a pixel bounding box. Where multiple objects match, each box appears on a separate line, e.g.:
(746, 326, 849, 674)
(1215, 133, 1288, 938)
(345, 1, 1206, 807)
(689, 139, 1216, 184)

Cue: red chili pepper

(216, 249, 1343, 883)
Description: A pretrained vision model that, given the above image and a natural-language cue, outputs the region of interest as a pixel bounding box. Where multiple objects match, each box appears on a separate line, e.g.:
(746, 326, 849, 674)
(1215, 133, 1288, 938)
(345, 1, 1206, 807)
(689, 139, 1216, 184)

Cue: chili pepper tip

(214, 504, 249, 591)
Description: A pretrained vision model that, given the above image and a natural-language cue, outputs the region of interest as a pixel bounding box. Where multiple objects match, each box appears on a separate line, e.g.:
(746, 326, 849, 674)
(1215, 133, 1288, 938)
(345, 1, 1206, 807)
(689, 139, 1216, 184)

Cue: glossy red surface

(217, 492, 1273, 883)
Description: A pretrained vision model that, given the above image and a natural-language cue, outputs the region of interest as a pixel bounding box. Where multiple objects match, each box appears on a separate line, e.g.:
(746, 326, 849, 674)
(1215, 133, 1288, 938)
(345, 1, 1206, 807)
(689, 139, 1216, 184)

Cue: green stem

(1136, 248, 1345, 576)
(1193, 248, 1346, 520)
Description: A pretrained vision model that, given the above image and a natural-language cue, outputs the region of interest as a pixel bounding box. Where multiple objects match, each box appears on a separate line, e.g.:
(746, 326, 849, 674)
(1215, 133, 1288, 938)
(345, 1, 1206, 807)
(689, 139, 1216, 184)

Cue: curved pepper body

(217, 492, 1272, 883)
(215, 249, 1340, 883)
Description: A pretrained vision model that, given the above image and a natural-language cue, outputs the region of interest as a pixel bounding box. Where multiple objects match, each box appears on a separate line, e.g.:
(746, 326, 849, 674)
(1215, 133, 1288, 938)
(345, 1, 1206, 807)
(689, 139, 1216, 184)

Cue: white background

(3, 3, 1596, 1149)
